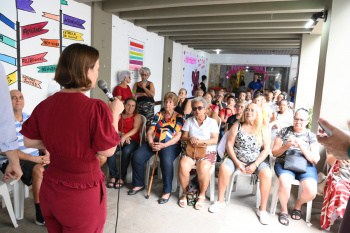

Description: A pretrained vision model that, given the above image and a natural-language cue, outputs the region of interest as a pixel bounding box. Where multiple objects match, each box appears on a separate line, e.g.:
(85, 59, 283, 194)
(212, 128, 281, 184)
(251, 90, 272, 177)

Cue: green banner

(0, 34, 16, 48)
(38, 65, 57, 73)
(129, 55, 143, 61)
(61, 0, 68, 5)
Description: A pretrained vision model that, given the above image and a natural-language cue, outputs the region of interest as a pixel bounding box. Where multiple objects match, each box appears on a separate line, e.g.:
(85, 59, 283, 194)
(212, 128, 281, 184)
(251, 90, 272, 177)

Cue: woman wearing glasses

(178, 97, 219, 210)
(272, 108, 319, 226)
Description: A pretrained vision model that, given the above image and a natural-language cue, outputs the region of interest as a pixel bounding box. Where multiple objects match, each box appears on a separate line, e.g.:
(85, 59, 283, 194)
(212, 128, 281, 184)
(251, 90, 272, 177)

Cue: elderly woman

(113, 70, 133, 103)
(224, 99, 246, 133)
(133, 67, 155, 123)
(209, 103, 272, 225)
(106, 98, 141, 189)
(272, 108, 319, 226)
(175, 88, 192, 117)
(203, 95, 219, 124)
(129, 92, 184, 204)
(204, 93, 219, 114)
(178, 97, 219, 210)
(195, 90, 204, 97)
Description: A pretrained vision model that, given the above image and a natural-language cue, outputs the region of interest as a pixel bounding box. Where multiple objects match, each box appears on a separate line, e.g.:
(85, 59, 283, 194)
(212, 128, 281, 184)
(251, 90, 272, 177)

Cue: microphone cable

(115, 113, 123, 233)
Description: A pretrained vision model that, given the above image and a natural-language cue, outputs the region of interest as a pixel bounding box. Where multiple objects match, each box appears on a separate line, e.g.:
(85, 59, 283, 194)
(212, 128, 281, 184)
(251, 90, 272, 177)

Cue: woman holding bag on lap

(272, 108, 319, 226)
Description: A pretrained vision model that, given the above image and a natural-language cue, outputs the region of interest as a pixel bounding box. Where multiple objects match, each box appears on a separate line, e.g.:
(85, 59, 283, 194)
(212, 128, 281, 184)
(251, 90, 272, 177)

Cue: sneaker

(35, 217, 45, 226)
(208, 201, 225, 213)
(256, 209, 270, 225)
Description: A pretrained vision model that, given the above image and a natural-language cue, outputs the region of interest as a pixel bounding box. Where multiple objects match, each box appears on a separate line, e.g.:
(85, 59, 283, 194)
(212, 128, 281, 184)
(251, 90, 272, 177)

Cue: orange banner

(42, 12, 59, 21)
(22, 75, 42, 89)
(41, 39, 59, 47)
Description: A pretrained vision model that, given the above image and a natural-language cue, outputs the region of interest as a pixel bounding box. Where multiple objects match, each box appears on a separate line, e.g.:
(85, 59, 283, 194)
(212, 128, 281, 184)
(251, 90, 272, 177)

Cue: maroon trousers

(40, 179, 107, 233)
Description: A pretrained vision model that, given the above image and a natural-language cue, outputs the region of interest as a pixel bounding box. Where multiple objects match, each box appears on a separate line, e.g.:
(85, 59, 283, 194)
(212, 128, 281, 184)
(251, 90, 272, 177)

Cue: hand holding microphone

(97, 80, 124, 116)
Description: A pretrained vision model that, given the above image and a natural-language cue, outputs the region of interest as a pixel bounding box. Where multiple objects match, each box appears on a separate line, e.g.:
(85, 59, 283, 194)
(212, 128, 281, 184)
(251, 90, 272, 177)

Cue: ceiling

(77, 0, 325, 55)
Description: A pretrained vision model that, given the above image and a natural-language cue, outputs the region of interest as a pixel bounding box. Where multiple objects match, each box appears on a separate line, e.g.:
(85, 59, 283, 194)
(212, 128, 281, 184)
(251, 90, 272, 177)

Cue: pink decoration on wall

(226, 65, 269, 83)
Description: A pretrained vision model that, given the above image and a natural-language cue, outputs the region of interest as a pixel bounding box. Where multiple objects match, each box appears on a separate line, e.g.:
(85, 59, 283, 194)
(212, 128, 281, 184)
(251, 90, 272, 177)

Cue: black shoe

(35, 217, 45, 226)
(158, 194, 171, 204)
(127, 186, 145, 195)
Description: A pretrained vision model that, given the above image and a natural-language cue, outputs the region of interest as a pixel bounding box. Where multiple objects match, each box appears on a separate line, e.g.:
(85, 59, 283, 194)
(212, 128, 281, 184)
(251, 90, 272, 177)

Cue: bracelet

(348, 146, 350, 159)
(254, 162, 259, 168)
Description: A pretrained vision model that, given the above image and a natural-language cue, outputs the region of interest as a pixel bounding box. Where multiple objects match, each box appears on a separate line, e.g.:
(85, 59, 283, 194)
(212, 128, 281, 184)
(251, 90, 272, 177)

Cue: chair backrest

(217, 116, 221, 128)
(139, 115, 147, 145)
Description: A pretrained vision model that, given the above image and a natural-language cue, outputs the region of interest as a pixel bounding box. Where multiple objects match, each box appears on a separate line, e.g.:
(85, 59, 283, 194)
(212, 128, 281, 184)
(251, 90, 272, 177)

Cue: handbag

(186, 142, 207, 160)
(283, 149, 307, 173)
(317, 159, 329, 196)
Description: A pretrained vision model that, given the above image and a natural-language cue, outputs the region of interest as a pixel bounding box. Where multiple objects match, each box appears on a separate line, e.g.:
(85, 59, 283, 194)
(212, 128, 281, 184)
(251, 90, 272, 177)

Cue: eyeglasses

(193, 106, 204, 111)
(141, 73, 148, 76)
(294, 117, 308, 122)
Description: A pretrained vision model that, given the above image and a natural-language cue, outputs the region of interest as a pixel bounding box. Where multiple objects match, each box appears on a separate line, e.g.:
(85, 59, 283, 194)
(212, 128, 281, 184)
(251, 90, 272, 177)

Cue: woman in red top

(20, 43, 124, 233)
(113, 70, 133, 103)
(107, 98, 141, 189)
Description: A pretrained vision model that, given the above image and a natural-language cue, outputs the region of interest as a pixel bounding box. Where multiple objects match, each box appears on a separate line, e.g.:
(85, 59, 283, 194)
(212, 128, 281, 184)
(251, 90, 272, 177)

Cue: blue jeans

(132, 143, 181, 194)
(107, 140, 139, 180)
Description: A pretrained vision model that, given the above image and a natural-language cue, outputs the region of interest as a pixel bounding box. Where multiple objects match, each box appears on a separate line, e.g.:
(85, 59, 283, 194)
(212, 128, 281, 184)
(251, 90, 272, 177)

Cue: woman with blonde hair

(209, 103, 272, 225)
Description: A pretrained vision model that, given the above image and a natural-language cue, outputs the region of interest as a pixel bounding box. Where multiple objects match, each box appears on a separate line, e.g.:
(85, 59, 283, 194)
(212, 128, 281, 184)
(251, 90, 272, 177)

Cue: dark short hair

(124, 98, 138, 114)
(227, 96, 236, 102)
(54, 43, 99, 90)
(202, 75, 207, 81)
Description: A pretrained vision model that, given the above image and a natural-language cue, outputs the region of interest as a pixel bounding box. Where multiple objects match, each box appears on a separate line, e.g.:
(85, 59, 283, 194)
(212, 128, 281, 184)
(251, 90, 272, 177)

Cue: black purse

(283, 149, 307, 173)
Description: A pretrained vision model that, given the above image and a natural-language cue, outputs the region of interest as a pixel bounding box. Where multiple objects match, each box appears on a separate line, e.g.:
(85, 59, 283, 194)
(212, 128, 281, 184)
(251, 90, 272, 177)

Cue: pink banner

(22, 52, 47, 66)
(226, 65, 269, 83)
(129, 64, 141, 71)
(185, 56, 196, 64)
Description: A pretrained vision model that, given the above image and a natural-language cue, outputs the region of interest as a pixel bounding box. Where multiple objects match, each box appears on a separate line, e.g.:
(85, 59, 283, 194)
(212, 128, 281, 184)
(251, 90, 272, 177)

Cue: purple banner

(130, 46, 143, 53)
(130, 60, 143, 66)
(16, 0, 35, 13)
(63, 14, 85, 30)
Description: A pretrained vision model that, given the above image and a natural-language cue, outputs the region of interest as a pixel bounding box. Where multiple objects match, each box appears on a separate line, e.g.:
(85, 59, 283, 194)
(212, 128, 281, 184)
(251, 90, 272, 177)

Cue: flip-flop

(279, 213, 289, 226)
(194, 196, 205, 210)
(179, 194, 187, 208)
(114, 182, 124, 189)
(291, 209, 302, 220)
(106, 181, 115, 189)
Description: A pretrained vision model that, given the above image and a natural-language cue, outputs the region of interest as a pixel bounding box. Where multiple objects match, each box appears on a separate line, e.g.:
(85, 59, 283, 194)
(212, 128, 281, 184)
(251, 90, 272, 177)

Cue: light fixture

(305, 10, 328, 28)
(214, 49, 221, 54)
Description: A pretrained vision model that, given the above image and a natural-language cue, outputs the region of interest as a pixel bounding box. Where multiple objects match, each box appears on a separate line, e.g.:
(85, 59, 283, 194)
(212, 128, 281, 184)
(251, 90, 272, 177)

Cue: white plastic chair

(268, 120, 312, 224)
(0, 180, 18, 228)
(125, 115, 147, 183)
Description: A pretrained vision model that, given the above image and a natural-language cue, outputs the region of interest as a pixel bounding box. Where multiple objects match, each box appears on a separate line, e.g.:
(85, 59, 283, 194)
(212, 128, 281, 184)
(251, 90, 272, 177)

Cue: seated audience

(1, 90, 49, 226)
(219, 96, 236, 136)
(178, 97, 219, 209)
(238, 91, 246, 101)
(203, 95, 219, 124)
(271, 91, 286, 113)
(213, 91, 226, 111)
(195, 90, 204, 97)
(224, 100, 246, 133)
(133, 67, 155, 124)
(320, 153, 350, 230)
(204, 93, 219, 114)
(129, 92, 184, 204)
(113, 70, 133, 103)
(209, 103, 272, 225)
(175, 88, 192, 117)
(106, 98, 141, 189)
(272, 108, 319, 226)
(209, 88, 216, 99)
(246, 91, 252, 104)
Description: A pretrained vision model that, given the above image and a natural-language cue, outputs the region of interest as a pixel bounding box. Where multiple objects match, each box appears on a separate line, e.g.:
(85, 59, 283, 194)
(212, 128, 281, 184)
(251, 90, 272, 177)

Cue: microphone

(97, 80, 115, 101)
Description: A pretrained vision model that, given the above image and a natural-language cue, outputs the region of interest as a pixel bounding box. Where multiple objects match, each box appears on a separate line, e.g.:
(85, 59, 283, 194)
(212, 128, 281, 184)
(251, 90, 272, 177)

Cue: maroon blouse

(21, 92, 120, 189)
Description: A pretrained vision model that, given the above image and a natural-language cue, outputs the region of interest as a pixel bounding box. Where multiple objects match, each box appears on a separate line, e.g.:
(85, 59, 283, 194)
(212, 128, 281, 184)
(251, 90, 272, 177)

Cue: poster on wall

(182, 50, 208, 97)
(129, 38, 144, 71)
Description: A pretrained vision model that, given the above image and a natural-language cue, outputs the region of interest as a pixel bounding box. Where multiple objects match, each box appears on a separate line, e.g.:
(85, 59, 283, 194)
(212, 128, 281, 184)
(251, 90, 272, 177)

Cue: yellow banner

(63, 30, 83, 41)
(7, 71, 16, 86)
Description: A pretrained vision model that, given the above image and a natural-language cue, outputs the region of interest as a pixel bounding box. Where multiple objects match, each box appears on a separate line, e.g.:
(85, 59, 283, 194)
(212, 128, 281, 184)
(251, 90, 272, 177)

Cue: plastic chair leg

(0, 183, 18, 228)
(270, 178, 279, 215)
(13, 180, 25, 220)
(225, 173, 235, 203)
(256, 180, 261, 209)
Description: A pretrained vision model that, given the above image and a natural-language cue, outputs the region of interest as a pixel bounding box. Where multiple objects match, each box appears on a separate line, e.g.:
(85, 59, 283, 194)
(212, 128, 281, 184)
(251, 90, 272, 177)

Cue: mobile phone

(144, 79, 148, 83)
(318, 120, 333, 137)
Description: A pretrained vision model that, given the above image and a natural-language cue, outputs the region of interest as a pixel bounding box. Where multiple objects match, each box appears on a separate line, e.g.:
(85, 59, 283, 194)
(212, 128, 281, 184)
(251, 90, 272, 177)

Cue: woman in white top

(178, 97, 219, 210)
(271, 99, 293, 141)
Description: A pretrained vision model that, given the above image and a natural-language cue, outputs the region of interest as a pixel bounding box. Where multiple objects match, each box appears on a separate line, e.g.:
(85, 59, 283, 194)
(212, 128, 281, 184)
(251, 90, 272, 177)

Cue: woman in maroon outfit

(20, 43, 124, 233)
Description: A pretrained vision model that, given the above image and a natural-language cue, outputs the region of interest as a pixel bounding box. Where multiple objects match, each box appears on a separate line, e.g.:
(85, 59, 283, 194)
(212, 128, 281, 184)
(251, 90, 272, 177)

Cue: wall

(295, 35, 321, 111)
(0, 0, 91, 114)
(171, 42, 183, 94)
(111, 15, 164, 112)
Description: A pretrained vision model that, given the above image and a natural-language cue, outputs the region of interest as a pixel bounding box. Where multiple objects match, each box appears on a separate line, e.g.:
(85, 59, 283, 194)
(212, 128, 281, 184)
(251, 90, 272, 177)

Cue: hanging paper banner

(129, 39, 144, 71)
(63, 14, 85, 29)
(22, 75, 42, 89)
(38, 65, 57, 73)
(42, 12, 59, 21)
(41, 39, 59, 47)
(21, 22, 48, 40)
(0, 54, 16, 66)
(22, 52, 47, 66)
(0, 34, 16, 48)
(0, 13, 15, 30)
(7, 71, 17, 86)
(63, 30, 83, 41)
(16, 0, 35, 13)
(61, 0, 68, 5)
(185, 56, 196, 64)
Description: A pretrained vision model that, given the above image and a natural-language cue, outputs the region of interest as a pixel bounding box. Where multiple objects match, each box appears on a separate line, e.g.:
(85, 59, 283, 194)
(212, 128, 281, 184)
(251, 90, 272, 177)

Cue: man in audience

(213, 91, 226, 111)
(271, 91, 285, 112)
(1, 90, 49, 226)
(238, 91, 246, 101)
(266, 92, 274, 104)
(246, 91, 252, 104)
(247, 74, 263, 94)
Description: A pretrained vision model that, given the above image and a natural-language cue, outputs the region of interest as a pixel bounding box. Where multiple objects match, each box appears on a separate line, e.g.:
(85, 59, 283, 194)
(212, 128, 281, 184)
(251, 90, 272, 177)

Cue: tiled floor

(0, 166, 341, 233)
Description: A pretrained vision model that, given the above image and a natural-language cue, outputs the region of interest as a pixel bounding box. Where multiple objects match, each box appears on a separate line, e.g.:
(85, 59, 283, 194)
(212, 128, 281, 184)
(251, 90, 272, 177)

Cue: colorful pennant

(38, 65, 57, 73)
(0, 54, 16, 66)
(21, 22, 49, 40)
(63, 30, 83, 41)
(7, 71, 17, 86)
(0, 13, 15, 30)
(42, 12, 59, 21)
(22, 74, 42, 89)
(16, 0, 35, 13)
(0, 34, 16, 48)
(41, 39, 59, 47)
(22, 52, 47, 66)
(63, 14, 85, 29)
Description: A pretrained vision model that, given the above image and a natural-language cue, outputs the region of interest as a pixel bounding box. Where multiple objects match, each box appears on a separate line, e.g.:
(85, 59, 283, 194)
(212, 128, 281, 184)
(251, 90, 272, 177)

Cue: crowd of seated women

(106, 69, 344, 229)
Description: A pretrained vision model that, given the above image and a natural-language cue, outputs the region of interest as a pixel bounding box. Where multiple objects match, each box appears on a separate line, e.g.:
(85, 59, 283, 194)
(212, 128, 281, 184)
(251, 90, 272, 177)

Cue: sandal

(291, 209, 302, 220)
(179, 194, 187, 208)
(194, 196, 205, 210)
(114, 182, 124, 189)
(279, 213, 289, 226)
(106, 179, 116, 189)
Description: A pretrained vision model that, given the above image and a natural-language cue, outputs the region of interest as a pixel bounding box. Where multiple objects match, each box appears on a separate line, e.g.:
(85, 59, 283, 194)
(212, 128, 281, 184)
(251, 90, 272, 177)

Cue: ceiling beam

(176, 39, 301, 44)
(184, 42, 300, 46)
(103, 0, 300, 12)
(148, 22, 311, 32)
(134, 13, 313, 26)
(159, 29, 312, 36)
(170, 34, 302, 40)
(119, 0, 324, 20)
(190, 45, 300, 49)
